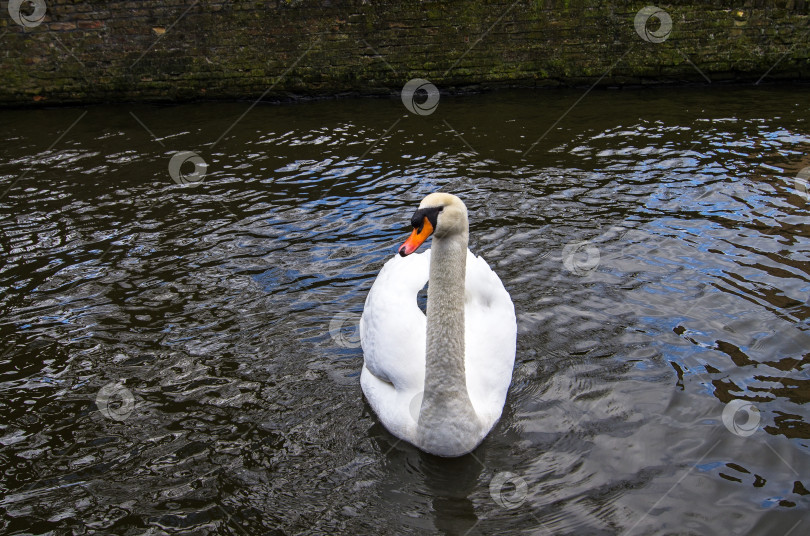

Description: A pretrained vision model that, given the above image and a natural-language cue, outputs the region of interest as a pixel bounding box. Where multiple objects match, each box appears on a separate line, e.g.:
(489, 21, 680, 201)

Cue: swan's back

(360, 248, 516, 445)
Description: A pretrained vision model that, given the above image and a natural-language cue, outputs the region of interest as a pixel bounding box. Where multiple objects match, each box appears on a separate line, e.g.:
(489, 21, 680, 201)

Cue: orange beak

(399, 217, 434, 256)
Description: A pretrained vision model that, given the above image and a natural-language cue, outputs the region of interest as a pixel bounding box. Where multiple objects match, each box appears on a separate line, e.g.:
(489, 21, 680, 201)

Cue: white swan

(360, 193, 517, 457)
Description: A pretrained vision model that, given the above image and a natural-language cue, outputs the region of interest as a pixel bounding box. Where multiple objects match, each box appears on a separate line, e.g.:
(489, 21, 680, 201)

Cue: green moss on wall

(0, 1, 807, 106)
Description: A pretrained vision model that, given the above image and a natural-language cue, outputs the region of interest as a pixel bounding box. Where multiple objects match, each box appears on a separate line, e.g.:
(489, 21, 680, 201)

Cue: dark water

(0, 85, 808, 535)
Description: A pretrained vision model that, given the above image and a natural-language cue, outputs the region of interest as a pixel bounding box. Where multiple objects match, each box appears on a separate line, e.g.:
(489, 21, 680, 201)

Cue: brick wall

(0, 1, 807, 106)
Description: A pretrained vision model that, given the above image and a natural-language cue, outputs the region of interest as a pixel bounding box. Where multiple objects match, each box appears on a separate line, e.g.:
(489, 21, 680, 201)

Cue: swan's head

(399, 193, 468, 256)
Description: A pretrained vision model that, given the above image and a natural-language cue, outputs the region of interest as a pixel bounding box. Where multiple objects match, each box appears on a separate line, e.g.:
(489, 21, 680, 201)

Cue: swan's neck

(417, 229, 481, 454)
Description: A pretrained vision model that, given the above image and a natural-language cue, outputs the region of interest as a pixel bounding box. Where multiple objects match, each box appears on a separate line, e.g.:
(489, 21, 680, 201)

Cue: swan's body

(360, 193, 516, 456)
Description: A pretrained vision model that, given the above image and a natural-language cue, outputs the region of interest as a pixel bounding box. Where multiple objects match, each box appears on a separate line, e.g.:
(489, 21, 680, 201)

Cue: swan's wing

(464, 250, 517, 426)
(360, 250, 429, 392)
(360, 251, 430, 441)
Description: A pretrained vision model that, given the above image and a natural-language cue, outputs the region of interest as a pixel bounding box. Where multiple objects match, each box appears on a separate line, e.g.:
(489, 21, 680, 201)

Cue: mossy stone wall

(0, 0, 807, 106)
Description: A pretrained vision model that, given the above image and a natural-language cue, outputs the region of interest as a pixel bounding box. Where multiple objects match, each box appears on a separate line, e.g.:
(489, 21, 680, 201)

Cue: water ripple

(0, 87, 808, 534)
